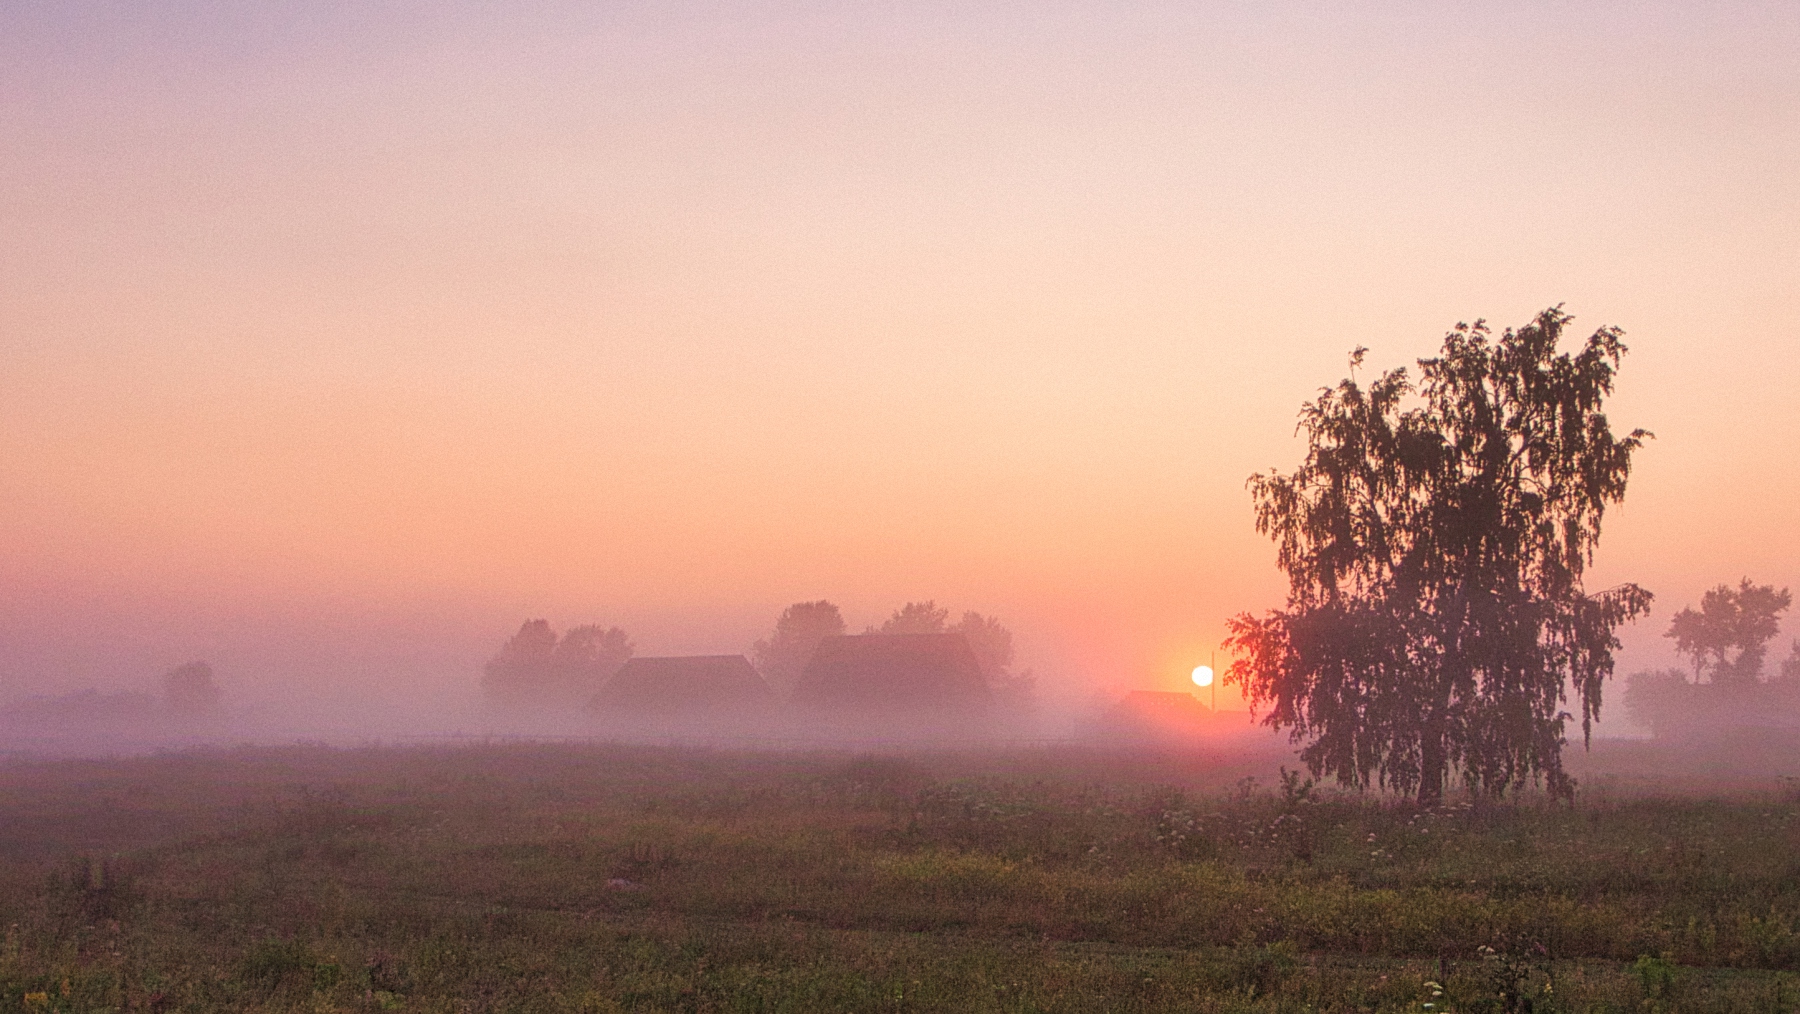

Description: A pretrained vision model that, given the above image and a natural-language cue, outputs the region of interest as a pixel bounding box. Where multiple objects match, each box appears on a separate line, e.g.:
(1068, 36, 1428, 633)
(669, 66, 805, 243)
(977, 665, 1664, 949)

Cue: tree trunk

(1418, 728, 1445, 807)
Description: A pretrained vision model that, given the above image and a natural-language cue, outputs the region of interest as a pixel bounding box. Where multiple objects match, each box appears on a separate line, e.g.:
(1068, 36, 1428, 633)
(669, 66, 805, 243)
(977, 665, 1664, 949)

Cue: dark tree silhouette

(1626, 579, 1793, 737)
(483, 619, 558, 703)
(1665, 579, 1791, 687)
(482, 620, 632, 707)
(950, 611, 1036, 710)
(875, 602, 1035, 709)
(162, 661, 221, 715)
(553, 624, 636, 689)
(877, 601, 951, 635)
(1620, 668, 1692, 738)
(952, 611, 1014, 679)
(751, 601, 846, 695)
(1225, 308, 1652, 803)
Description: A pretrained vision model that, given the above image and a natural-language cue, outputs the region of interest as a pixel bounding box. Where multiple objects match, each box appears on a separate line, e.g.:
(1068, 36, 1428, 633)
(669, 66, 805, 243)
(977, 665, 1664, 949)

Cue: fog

(6, 583, 1799, 801)
(0, 586, 1301, 762)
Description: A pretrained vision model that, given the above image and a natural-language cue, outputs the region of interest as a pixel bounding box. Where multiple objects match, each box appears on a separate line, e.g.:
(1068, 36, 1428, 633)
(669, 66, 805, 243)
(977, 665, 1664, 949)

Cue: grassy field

(1, 741, 1798, 1012)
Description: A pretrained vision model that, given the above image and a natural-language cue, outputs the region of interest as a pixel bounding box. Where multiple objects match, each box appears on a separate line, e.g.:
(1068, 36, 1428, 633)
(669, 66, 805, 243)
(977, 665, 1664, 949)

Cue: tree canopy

(752, 601, 847, 695)
(1625, 579, 1795, 738)
(876, 601, 1035, 710)
(1665, 579, 1792, 687)
(482, 620, 633, 708)
(1225, 308, 1652, 803)
(877, 602, 952, 636)
(162, 661, 221, 715)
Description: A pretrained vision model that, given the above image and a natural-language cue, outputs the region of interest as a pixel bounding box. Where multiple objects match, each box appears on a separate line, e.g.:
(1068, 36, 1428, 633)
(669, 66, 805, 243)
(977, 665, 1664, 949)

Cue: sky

(2, 0, 1796, 725)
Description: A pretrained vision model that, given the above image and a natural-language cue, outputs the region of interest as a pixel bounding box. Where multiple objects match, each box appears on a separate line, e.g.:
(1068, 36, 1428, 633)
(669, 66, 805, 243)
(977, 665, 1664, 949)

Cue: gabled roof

(791, 634, 992, 714)
(591, 655, 774, 713)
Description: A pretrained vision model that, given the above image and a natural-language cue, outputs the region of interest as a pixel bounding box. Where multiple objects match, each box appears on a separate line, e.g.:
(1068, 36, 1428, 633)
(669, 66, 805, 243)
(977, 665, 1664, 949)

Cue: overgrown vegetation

(2, 743, 1797, 1011)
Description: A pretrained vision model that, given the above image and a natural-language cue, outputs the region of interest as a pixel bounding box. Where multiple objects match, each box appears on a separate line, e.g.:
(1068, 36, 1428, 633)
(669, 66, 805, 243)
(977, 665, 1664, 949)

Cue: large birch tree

(1226, 308, 1653, 803)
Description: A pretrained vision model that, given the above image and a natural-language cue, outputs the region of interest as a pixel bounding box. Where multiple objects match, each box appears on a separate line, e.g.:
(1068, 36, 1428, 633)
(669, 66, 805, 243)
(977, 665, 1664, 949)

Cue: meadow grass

(1, 742, 1797, 1011)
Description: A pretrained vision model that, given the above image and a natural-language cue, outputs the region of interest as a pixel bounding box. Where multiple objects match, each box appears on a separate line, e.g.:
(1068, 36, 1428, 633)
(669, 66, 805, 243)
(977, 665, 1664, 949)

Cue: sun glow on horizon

(1191, 665, 1214, 688)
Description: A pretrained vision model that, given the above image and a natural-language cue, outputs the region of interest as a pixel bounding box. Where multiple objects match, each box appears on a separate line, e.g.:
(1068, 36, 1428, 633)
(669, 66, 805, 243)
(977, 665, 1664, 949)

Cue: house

(590, 655, 775, 716)
(790, 633, 992, 730)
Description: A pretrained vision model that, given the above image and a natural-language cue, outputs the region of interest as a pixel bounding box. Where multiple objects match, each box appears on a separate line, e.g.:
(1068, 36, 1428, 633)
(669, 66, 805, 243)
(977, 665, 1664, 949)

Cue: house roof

(591, 654, 774, 713)
(791, 633, 992, 714)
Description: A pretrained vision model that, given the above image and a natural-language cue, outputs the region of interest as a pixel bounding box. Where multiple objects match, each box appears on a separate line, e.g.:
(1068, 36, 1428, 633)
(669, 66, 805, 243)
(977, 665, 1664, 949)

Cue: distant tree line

(865, 601, 1035, 710)
(1625, 579, 1800, 737)
(1, 661, 222, 724)
(750, 601, 844, 696)
(482, 600, 1034, 712)
(481, 621, 634, 708)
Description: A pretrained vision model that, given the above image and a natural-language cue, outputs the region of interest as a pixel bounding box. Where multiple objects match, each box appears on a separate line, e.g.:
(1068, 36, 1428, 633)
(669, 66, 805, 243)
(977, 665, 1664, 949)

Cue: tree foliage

(482, 620, 633, 708)
(1225, 308, 1652, 802)
(1626, 579, 1795, 737)
(877, 601, 952, 636)
(1664, 579, 1791, 686)
(162, 661, 221, 715)
(752, 601, 846, 695)
(877, 601, 1036, 710)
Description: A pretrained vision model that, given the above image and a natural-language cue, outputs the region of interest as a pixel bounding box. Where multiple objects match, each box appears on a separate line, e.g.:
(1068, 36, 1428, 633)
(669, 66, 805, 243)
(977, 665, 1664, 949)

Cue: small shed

(791, 634, 992, 721)
(590, 655, 775, 715)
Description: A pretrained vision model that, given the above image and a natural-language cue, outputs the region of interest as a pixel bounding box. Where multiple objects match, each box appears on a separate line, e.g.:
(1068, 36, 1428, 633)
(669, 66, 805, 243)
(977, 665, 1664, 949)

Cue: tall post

(1211, 649, 1217, 711)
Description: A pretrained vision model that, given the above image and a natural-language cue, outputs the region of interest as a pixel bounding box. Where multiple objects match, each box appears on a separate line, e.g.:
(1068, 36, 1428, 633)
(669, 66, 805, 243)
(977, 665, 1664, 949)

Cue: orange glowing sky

(2, 2, 1796, 719)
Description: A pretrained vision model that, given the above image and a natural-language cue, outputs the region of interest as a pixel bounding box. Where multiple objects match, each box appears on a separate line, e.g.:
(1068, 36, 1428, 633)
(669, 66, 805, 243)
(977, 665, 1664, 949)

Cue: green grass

(2, 742, 1798, 1011)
